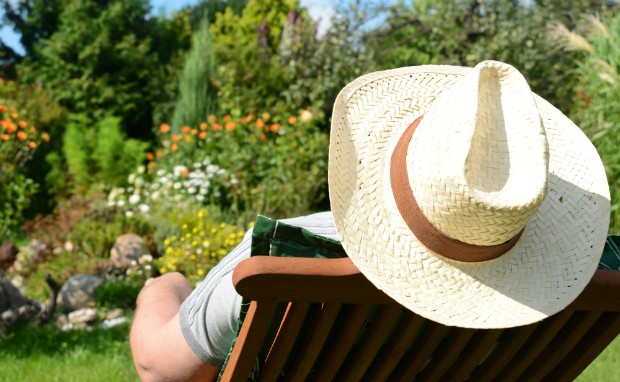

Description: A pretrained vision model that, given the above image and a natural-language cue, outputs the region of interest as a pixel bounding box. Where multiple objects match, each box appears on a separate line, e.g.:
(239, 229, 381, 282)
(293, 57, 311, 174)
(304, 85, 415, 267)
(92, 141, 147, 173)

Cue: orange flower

(1, 134, 8, 141)
(146, 152, 155, 161)
(28, 141, 37, 149)
(0, 105, 6, 113)
(258, 133, 267, 142)
(6, 123, 16, 134)
(29, 126, 37, 134)
(191, 128, 198, 135)
(225, 122, 236, 131)
(41, 132, 50, 142)
(147, 161, 157, 172)
(184, 135, 192, 143)
(181, 125, 191, 134)
(212, 123, 222, 131)
(17, 131, 27, 141)
(207, 115, 216, 123)
(287, 116, 297, 124)
(199, 131, 208, 140)
(270, 123, 281, 133)
(156, 149, 164, 158)
(171, 134, 181, 142)
(255, 119, 265, 129)
(171, 143, 178, 151)
(159, 123, 170, 133)
(222, 115, 231, 122)
(11, 113, 18, 119)
(200, 123, 207, 130)
(18, 120, 27, 128)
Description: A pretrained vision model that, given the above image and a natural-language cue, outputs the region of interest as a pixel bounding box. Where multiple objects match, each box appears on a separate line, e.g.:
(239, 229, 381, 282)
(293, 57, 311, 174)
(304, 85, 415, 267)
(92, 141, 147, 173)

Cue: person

(130, 60, 611, 381)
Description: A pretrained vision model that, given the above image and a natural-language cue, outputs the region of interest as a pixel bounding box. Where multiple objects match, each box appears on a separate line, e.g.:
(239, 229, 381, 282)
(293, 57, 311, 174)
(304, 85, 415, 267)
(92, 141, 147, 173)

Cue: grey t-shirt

(179, 211, 339, 365)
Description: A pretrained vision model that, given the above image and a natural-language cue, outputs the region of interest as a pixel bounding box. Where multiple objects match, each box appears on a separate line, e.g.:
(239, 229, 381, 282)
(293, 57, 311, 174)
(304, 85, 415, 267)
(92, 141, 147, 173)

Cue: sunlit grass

(0, 320, 139, 382)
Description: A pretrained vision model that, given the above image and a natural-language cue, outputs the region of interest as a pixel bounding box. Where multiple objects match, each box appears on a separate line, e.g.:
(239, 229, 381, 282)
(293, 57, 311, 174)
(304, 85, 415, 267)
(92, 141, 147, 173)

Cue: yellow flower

(197, 269, 205, 276)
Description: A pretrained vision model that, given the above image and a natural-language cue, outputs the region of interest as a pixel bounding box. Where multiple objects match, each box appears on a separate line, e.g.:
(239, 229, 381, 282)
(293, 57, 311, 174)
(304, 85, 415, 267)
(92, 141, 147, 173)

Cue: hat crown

(408, 61, 549, 247)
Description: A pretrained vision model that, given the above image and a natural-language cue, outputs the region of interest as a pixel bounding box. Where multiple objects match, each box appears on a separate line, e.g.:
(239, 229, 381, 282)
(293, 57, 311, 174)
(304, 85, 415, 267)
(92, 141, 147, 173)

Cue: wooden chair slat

(309, 304, 374, 381)
(259, 302, 311, 381)
(336, 304, 403, 381)
(389, 321, 448, 381)
(495, 309, 574, 382)
(439, 329, 504, 381)
(548, 312, 620, 381)
(519, 310, 603, 381)
(220, 301, 278, 382)
(284, 303, 342, 382)
(415, 328, 476, 381)
(363, 312, 427, 381)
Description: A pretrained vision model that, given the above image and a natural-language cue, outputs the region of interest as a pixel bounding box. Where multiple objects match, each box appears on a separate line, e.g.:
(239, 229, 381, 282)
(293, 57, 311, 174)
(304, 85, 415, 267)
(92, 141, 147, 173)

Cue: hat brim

(328, 65, 610, 328)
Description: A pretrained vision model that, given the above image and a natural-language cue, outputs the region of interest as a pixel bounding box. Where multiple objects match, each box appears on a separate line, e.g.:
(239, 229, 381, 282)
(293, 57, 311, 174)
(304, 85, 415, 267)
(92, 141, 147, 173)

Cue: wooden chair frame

(219, 256, 620, 381)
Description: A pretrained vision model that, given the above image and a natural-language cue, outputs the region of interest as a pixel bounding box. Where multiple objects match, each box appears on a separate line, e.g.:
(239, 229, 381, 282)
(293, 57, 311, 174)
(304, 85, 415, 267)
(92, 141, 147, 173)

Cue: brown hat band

(389, 115, 523, 262)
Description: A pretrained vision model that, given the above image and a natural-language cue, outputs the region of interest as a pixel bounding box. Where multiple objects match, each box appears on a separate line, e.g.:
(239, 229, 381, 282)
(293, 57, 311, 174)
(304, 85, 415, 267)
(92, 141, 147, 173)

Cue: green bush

(96, 278, 144, 309)
(61, 114, 149, 194)
(156, 208, 245, 285)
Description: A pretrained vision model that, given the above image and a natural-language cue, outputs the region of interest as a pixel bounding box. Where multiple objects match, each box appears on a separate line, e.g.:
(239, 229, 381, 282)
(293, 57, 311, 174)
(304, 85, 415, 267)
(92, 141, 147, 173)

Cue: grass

(0, 315, 617, 381)
(577, 335, 620, 381)
(0, 320, 139, 382)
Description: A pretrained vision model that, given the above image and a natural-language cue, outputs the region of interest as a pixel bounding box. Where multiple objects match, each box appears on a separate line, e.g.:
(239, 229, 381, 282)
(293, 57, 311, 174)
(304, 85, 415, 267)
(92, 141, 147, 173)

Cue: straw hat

(328, 60, 610, 328)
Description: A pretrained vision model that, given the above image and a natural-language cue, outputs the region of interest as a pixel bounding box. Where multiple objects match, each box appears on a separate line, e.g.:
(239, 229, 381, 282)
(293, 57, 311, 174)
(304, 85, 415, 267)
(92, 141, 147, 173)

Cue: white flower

(193, 162, 201, 168)
(196, 195, 205, 202)
(151, 191, 160, 201)
(217, 169, 226, 175)
(230, 177, 240, 186)
(139, 254, 153, 264)
(137, 165, 145, 174)
(107, 201, 116, 207)
(199, 187, 208, 195)
(188, 187, 197, 194)
(129, 194, 140, 205)
(300, 109, 313, 123)
(134, 178, 144, 188)
(128, 173, 136, 184)
(159, 176, 169, 184)
(173, 182, 182, 190)
(206, 164, 219, 174)
(144, 264, 152, 270)
(117, 200, 126, 207)
(138, 204, 150, 213)
(202, 157, 211, 165)
(156, 169, 166, 177)
(214, 191, 221, 198)
(126, 210, 134, 217)
(174, 165, 188, 177)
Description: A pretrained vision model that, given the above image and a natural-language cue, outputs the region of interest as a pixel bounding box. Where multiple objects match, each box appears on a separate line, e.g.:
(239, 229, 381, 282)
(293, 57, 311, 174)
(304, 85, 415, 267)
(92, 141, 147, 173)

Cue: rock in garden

(68, 307, 98, 325)
(57, 274, 103, 312)
(0, 277, 31, 312)
(105, 308, 124, 320)
(110, 233, 147, 268)
(0, 240, 18, 271)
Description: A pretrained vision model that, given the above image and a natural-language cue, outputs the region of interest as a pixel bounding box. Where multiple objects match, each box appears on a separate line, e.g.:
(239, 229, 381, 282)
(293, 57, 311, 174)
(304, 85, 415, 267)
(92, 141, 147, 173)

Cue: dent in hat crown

(406, 60, 550, 248)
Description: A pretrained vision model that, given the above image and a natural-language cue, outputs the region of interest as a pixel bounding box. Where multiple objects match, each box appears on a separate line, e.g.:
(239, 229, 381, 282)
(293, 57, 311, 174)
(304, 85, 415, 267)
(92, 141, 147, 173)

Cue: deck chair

(219, 256, 620, 382)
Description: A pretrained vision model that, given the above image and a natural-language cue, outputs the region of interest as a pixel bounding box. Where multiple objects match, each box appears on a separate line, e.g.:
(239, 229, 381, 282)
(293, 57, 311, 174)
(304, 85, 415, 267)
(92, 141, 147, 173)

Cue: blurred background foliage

(0, 0, 619, 293)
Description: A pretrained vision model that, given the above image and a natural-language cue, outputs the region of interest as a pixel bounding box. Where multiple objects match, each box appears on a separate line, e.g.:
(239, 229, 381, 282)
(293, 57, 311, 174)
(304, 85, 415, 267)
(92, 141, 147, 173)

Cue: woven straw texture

(328, 61, 610, 328)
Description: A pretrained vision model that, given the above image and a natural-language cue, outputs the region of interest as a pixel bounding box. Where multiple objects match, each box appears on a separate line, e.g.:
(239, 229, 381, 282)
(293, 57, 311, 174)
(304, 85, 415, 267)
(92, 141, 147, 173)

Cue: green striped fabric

(599, 234, 620, 270)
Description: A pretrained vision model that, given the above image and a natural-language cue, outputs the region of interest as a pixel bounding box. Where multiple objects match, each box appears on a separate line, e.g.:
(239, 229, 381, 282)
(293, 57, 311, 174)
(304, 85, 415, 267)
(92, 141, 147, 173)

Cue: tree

(171, 14, 218, 131)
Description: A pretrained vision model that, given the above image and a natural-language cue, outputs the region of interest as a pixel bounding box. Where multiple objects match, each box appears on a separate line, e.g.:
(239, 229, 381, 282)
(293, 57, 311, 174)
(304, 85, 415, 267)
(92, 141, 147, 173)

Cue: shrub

(96, 278, 144, 309)
(0, 101, 51, 240)
(153, 108, 328, 225)
(156, 208, 245, 285)
(60, 114, 149, 194)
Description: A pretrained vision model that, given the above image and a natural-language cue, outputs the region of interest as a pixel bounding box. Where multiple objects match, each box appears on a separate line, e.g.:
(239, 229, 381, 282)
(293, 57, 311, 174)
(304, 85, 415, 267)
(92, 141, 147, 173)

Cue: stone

(68, 307, 98, 324)
(110, 233, 147, 268)
(57, 274, 103, 312)
(0, 240, 17, 271)
(0, 277, 31, 312)
(1, 309, 17, 325)
(105, 308, 124, 320)
(102, 316, 128, 329)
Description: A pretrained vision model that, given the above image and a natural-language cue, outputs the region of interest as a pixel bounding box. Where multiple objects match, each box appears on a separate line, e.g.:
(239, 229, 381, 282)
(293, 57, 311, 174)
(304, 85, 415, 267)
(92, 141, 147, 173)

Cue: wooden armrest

(234, 257, 620, 311)
(232, 256, 395, 304)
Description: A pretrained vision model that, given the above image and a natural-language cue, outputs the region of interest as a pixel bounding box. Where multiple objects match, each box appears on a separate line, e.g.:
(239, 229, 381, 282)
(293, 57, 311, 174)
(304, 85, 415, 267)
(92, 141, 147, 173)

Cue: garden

(0, 0, 619, 380)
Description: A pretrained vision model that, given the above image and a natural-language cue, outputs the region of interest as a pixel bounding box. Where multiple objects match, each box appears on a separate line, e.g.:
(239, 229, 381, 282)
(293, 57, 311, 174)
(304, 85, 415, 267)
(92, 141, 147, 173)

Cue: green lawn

(0, 319, 616, 381)
(0, 321, 139, 382)
(577, 335, 620, 382)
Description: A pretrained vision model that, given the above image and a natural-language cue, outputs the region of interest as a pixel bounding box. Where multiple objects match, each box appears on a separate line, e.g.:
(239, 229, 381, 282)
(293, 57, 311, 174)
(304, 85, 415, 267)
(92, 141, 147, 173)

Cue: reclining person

(130, 60, 612, 381)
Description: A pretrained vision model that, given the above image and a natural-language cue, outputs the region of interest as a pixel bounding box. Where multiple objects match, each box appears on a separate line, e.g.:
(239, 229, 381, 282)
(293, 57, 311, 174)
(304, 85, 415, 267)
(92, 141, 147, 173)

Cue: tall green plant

(171, 15, 218, 132)
(549, 14, 620, 232)
(61, 114, 148, 194)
